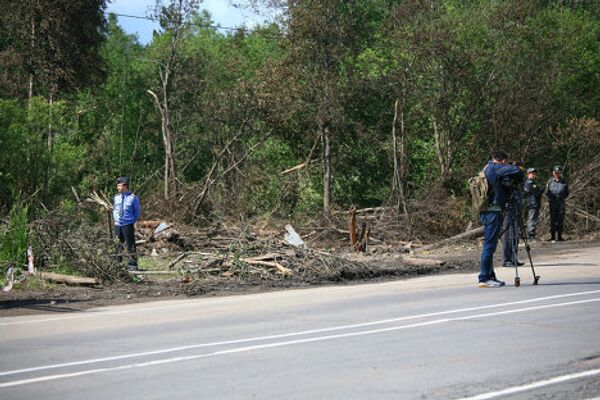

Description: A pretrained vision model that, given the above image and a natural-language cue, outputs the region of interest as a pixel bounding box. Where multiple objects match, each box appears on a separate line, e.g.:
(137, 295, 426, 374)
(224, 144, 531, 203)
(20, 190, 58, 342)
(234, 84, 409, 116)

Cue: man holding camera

(478, 151, 523, 288)
(523, 167, 543, 240)
(545, 165, 569, 241)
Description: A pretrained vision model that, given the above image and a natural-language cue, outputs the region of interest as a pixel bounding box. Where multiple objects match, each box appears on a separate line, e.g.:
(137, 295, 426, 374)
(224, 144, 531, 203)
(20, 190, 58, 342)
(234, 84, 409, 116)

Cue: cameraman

(478, 151, 523, 288)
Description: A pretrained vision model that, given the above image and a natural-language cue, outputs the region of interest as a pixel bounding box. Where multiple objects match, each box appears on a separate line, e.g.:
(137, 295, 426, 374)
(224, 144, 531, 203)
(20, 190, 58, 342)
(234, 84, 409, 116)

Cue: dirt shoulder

(1, 238, 598, 317)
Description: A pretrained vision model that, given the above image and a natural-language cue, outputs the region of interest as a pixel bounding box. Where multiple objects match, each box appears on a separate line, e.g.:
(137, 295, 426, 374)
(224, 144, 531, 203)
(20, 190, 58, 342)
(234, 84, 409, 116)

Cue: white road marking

(1, 289, 599, 377)
(0, 297, 598, 389)
(455, 368, 600, 399)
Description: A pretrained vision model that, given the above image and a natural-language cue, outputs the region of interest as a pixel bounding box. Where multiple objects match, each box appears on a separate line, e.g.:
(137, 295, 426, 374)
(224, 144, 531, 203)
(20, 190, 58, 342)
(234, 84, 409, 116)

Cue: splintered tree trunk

(161, 113, 176, 198)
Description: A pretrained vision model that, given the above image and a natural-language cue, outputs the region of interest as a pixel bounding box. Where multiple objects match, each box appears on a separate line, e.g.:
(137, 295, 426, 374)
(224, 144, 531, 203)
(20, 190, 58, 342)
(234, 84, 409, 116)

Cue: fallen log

(240, 258, 293, 276)
(416, 226, 484, 253)
(401, 256, 446, 267)
(129, 270, 179, 275)
(38, 272, 99, 286)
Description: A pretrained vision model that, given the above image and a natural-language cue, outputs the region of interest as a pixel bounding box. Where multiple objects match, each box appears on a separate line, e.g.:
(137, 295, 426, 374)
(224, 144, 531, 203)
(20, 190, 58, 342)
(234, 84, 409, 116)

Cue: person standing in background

(113, 176, 141, 270)
(545, 166, 569, 241)
(523, 167, 543, 240)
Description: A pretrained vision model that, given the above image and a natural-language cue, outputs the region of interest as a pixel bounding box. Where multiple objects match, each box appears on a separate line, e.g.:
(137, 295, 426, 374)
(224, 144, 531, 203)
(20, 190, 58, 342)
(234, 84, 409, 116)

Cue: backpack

(468, 166, 489, 214)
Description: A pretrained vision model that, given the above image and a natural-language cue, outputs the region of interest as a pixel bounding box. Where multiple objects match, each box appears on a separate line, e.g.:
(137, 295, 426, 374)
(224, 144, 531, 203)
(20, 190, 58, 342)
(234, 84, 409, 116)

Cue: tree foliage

(1, 0, 600, 237)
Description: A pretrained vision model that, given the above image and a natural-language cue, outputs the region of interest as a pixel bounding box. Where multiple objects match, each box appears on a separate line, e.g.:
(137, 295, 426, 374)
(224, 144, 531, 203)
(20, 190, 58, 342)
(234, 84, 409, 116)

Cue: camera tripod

(501, 196, 540, 287)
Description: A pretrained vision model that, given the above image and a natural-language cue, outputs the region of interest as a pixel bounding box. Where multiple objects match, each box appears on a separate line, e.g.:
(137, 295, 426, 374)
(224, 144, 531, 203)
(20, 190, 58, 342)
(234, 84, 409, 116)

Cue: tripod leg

(510, 214, 520, 287)
(519, 214, 540, 285)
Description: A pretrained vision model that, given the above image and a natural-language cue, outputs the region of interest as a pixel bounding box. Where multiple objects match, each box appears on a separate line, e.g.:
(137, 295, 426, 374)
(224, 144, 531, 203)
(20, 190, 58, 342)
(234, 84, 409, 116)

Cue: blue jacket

(113, 192, 141, 226)
(483, 161, 522, 211)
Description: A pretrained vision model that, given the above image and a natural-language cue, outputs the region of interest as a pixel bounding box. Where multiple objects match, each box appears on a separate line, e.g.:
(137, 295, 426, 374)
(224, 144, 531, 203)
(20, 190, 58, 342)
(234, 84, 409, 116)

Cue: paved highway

(1, 244, 599, 399)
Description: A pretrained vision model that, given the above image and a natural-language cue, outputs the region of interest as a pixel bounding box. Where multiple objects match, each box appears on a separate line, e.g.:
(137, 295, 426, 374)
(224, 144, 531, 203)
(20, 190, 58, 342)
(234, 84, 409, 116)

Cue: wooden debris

(38, 272, 99, 285)
(400, 256, 446, 267)
(349, 207, 369, 252)
(129, 270, 179, 275)
(168, 252, 189, 269)
(240, 257, 292, 276)
(416, 226, 484, 253)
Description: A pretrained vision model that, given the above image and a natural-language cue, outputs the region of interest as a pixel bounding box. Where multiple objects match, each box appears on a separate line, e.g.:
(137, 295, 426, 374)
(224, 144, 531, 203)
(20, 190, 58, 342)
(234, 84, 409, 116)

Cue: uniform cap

(116, 176, 130, 184)
(526, 168, 537, 174)
(553, 165, 562, 172)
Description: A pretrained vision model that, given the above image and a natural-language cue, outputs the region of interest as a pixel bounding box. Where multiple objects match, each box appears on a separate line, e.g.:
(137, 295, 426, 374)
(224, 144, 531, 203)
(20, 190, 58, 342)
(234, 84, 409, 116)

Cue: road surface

(1, 243, 599, 399)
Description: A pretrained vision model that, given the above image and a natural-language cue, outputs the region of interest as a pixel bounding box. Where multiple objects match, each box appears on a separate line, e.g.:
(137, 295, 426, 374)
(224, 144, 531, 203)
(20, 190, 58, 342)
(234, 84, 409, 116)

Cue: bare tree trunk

(28, 13, 35, 104)
(28, 74, 34, 104)
(148, 0, 187, 199)
(391, 98, 409, 215)
(432, 116, 451, 182)
(392, 99, 400, 193)
(321, 119, 331, 215)
(399, 102, 408, 215)
(148, 59, 178, 199)
(47, 92, 53, 150)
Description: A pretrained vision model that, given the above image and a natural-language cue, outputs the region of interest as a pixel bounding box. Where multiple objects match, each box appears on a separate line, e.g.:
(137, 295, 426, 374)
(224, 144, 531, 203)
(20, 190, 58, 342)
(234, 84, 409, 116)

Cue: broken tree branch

(416, 226, 484, 253)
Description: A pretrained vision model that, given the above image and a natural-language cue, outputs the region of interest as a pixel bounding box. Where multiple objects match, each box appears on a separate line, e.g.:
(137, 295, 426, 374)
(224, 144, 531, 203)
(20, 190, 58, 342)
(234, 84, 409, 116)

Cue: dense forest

(1, 0, 600, 269)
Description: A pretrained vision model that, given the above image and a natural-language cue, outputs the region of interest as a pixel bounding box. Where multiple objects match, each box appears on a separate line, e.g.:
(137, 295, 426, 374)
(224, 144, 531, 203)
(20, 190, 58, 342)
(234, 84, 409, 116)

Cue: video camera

(501, 161, 526, 191)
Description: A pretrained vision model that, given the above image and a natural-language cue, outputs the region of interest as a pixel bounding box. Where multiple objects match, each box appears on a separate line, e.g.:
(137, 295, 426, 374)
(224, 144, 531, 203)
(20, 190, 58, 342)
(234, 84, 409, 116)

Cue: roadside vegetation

(1, 0, 600, 293)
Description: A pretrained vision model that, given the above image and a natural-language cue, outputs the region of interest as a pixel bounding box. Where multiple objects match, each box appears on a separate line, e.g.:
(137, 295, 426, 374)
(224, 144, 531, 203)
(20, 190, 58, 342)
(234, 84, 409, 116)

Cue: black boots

(550, 231, 565, 241)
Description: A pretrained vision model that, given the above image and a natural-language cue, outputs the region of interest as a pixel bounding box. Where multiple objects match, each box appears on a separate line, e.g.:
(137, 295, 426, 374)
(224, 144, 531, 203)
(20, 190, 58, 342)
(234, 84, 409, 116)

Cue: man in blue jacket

(114, 176, 141, 270)
(479, 151, 523, 288)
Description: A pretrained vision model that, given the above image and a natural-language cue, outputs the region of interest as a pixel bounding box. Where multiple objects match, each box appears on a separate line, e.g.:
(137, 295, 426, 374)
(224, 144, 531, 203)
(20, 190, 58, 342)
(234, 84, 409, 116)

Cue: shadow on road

(0, 299, 84, 313)
(535, 262, 597, 267)
(539, 281, 600, 286)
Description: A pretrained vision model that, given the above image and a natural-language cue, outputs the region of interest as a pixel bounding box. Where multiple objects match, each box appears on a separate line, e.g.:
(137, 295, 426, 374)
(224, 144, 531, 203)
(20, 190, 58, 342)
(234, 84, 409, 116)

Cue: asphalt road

(1, 244, 599, 399)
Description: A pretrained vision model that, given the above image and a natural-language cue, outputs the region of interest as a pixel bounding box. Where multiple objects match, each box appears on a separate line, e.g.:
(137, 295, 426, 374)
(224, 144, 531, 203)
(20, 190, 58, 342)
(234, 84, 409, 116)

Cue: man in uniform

(545, 165, 569, 241)
(523, 167, 543, 240)
(113, 176, 141, 270)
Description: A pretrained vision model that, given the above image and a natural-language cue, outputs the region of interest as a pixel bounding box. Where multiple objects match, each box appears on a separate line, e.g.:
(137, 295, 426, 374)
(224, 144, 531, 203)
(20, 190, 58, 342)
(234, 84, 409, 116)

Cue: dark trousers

(502, 210, 519, 264)
(115, 224, 137, 267)
(549, 201, 566, 237)
(526, 208, 539, 239)
(479, 211, 502, 282)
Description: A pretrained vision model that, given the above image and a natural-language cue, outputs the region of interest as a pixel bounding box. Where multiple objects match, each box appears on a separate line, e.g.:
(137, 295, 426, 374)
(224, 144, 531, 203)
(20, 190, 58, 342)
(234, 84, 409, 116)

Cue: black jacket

(545, 178, 569, 204)
(524, 178, 543, 209)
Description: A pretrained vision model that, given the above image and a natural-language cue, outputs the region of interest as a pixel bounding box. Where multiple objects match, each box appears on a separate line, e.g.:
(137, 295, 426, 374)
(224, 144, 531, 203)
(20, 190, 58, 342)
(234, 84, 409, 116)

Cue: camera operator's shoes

(479, 280, 503, 288)
(492, 278, 506, 287)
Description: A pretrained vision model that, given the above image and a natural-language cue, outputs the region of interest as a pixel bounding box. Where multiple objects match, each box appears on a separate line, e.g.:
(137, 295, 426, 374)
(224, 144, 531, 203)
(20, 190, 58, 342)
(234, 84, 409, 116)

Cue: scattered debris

(37, 272, 99, 286)
(416, 226, 484, 253)
(284, 224, 306, 248)
(2, 266, 14, 292)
